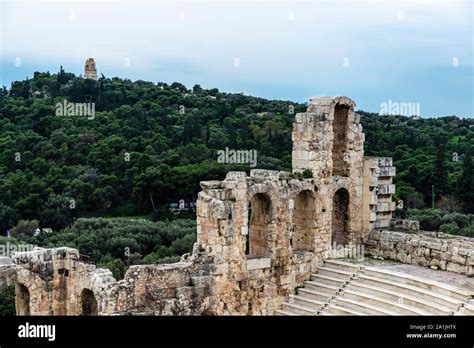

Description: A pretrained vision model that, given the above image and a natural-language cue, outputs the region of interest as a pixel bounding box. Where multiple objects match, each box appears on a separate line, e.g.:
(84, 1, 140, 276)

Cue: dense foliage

(360, 111, 473, 213)
(406, 209, 474, 237)
(0, 285, 15, 316)
(0, 69, 472, 234)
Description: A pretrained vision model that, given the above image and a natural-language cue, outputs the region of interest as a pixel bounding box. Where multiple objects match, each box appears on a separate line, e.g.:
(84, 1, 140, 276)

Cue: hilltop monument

(84, 58, 97, 80)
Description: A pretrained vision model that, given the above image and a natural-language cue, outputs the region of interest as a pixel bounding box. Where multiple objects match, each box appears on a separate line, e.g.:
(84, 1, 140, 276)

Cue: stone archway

(332, 104, 350, 177)
(332, 188, 349, 245)
(81, 288, 98, 316)
(246, 193, 272, 257)
(16, 284, 30, 315)
(293, 190, 318, 251)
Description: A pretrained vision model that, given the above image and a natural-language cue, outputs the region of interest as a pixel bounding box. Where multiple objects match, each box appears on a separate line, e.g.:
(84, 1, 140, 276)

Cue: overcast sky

(0, 0, 472, 117)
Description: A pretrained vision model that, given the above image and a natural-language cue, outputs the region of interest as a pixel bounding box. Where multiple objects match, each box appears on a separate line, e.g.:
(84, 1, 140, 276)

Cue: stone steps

(363, 267, 472, 302)
(297, 288, 333, 302)
(347, 282, 455, 314)
(354, 275, 463, 311)
(310, 274, 347, 287)
(293, 295, 325, 311)
(342, 289, 434, 315)
(324, 259, 362, 272)
(459, 302, 474, 315)
(281, 302, 317, 315)
(330, 296, 397, 315)
(274, 309, 298, 316)
(277, 260, 473, 316)
(321, 304, 367, 316)
(315, 266, 356, 280)
(303, 281, 340, 294)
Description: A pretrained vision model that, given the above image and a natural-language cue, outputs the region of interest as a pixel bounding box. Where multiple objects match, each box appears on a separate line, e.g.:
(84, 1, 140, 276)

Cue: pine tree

(433, 141, 449, 196)
(458, 152, 474, 213)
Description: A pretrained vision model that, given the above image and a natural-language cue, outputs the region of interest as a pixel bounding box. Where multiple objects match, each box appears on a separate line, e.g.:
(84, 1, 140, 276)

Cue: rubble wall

(0, 257, 16, 291)
(366, 230, 474, 276)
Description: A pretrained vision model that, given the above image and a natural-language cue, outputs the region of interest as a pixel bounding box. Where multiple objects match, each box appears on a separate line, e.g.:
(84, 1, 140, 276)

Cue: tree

(458, 152, 474, 213)
(40, 193, 75, 231)
(433, 140, 449, 196)
(0, 204, 18, 235)
(1, 69, 472, 223)
(11, 220, 39, 238)
(0, 285, 16, 316)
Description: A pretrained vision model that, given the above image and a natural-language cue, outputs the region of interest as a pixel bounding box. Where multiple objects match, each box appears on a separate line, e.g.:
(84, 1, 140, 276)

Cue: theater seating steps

(275, 259, 473, 316)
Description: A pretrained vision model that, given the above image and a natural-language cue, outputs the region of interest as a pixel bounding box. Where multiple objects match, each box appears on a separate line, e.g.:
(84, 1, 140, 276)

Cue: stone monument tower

(84, 58, 97, 80)
(292, 97, 365, 245)
(292, 96, 395, 245)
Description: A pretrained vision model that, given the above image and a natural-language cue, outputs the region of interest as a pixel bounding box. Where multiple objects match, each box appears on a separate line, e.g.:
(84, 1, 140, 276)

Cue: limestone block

(467, 253, 474, 266)
(451, 254, 466, 265)
(447, 262, 467, 274)
(378, 167, 396, 177)
(225, 171, 247, 180)
(246, 258, 271, 271)
(200, 180, 222, 190)
(279, 274, 295, 286)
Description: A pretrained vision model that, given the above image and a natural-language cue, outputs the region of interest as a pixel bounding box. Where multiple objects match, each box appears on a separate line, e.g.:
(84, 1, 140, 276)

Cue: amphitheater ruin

(5, 96, 474, 316)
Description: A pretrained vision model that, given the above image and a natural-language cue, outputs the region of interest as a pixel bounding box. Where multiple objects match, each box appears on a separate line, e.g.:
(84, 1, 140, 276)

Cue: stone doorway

(81, 289, 98, 316)
(332, 104, 349, 177)
(16, 284, 30, 315)
(246, 193, 271, 257)
(293, 190, 317, 251)
(332, 188, 349, 245)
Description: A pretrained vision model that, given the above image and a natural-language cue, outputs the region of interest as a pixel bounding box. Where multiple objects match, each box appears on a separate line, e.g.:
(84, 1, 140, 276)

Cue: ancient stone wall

(12, 245, 228, 315)
(292, 96, 367, 245)
(362, 157, 396, 231)
(366, 230, 474, 276)
(196, 169, 323, 314)
(14, 248, 116, 315)
(0, 257, 16, 291)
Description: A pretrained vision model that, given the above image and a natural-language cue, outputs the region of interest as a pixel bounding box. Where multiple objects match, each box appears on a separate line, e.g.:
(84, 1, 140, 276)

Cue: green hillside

(0, 69, 473, 235)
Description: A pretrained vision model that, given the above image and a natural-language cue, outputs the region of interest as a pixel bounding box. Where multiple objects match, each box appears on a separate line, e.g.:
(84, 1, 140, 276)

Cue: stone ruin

(11, 96, 406, 315)
(84, 58, 97, 80)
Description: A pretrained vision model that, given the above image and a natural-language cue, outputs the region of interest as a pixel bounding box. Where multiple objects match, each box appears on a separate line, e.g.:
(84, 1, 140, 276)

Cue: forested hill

(0, 70, 473, 232)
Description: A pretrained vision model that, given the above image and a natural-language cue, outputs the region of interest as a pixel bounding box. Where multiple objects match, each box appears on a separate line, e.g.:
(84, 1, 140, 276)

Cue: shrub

(0, 285, 16, 316)
(439, 223, 460, 235)
(407, 208, 474, 237)
(11, 220, 39, 238)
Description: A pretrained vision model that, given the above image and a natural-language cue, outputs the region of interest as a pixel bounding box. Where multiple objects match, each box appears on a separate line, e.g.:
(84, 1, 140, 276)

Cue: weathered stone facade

(0, 257, 16, 291)
(84, 58, 97, 80)
(13, 96, 403, 315)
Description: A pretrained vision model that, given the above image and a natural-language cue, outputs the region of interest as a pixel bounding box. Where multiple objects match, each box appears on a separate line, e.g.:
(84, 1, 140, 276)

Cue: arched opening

(246, 193, 271, 257)
(16, 284, 30, 315)
(81, 289, 98, 316)
(293, 190, 317, 251)
(332, 104, 349, 177)
(332, 188, 349, 245)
